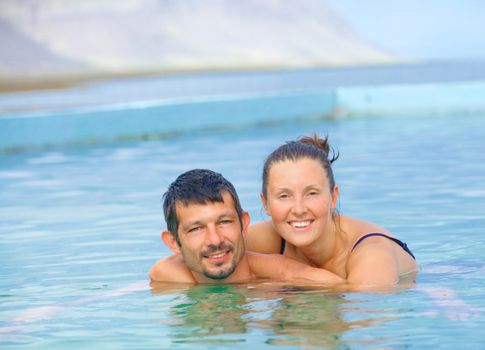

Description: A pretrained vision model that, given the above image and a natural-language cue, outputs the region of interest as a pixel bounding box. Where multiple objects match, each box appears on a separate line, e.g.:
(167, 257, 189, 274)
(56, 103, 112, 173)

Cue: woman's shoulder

(245, 220, 282, 254)
(340, 214, 398, 261)
(339, 215, 392, 240)
(149, 254, 195, 283)
(341, 215, 418, 284)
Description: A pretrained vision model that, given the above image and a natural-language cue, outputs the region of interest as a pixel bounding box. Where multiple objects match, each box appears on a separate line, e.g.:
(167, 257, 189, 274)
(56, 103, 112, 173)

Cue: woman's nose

(291, 197, 308, 216)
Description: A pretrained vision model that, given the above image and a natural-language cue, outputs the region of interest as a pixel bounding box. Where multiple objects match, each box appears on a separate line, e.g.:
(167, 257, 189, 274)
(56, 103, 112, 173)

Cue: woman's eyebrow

(304, 184, 322, 190)
(272, 187, 291, 192)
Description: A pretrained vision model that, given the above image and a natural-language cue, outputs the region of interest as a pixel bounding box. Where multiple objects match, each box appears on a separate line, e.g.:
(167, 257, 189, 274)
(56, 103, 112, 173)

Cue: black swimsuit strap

(280, 238, 286, 255)
(351, 233, 416, 260)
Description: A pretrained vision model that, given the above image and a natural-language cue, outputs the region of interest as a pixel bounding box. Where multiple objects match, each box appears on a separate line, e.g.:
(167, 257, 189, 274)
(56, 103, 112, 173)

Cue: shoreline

(0, 60, 418, 94)
(3, 58, 485, 95)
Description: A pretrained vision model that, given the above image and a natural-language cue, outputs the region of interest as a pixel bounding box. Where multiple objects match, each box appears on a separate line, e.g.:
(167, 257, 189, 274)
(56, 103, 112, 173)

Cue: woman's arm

(149, 254, 196, 283)
(247, 252, 344, 284)
(245, 221, 282, 254)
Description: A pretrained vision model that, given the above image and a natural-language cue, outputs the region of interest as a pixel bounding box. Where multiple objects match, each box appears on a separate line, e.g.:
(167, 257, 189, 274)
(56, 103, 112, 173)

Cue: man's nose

(205, 224, 223, 245)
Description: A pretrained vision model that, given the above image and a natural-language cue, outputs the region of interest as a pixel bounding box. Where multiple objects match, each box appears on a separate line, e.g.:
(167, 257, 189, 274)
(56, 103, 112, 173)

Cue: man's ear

(241, 211, 250, 235)
(161, 230, 181, 254)
(260, 192, 269, 215)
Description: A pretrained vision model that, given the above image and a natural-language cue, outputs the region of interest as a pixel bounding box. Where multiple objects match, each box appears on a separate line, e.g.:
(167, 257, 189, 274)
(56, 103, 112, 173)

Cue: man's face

(175, 192, 247, 282)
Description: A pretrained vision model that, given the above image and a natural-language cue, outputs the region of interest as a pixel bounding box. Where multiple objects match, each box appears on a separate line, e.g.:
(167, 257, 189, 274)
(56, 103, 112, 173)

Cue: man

(149, 169, 343, 284)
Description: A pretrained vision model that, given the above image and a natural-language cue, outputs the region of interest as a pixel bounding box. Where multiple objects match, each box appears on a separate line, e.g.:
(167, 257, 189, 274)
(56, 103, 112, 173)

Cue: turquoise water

(1, 69, 485, 348)
(2, 62, 485, 152)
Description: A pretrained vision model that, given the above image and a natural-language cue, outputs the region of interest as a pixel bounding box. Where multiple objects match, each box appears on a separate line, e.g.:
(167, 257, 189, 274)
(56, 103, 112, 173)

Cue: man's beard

(203, 262, 238, 280)
(200, 242, 244, 280)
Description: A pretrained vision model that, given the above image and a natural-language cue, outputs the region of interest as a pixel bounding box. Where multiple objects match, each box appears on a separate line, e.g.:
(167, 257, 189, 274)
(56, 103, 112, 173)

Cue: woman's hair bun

(297, 133, 339, 163)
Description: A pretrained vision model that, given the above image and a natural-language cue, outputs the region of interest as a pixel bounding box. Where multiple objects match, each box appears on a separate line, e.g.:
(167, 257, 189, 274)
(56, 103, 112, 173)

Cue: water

(1, 72, 485, 348)
(2, 61, 485, 114)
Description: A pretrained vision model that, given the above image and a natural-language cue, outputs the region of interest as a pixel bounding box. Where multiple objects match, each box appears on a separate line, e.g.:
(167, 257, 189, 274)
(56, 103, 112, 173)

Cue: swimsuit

(279, 233, 415, 260)
(351, 233, 416, 260)
(279, 238, 286, 254)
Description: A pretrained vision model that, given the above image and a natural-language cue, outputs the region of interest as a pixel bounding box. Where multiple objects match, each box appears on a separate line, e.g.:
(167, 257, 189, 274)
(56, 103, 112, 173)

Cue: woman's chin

(282, 230, 320, 247)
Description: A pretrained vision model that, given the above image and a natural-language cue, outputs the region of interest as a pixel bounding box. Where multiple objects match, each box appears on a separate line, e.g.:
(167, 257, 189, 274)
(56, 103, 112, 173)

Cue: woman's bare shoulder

(245, 220, 282, 254)
(342, 215, 418, 284)
(340, 214, 392, 238)
(346, 242, 401, 285)
(149, 254, 195, 283)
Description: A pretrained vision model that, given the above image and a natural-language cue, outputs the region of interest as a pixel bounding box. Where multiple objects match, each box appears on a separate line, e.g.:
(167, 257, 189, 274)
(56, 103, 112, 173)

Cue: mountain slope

(0, 0, 396, 80)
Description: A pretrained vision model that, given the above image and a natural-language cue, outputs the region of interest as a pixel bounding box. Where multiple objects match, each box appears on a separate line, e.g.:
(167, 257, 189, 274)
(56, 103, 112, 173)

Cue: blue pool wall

(1, 81, 485, 152)
(337, 82, 485, 116)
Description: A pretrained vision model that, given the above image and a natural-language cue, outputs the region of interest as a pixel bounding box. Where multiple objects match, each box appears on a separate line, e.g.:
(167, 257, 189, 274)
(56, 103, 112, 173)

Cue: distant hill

(0, 18, 85, 74)
(0, 0, 397, 89)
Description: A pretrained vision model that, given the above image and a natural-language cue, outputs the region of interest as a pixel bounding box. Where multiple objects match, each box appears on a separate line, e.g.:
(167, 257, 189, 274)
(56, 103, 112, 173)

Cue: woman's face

(262, 158, 338, 247)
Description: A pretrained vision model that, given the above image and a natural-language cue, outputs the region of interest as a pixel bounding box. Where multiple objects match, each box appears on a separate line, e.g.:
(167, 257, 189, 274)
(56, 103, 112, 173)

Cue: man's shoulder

(149, 254, 195, 283)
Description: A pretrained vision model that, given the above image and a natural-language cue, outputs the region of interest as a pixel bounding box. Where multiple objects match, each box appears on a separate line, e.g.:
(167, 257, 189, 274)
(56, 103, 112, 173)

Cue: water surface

(1, 75, 485, 349)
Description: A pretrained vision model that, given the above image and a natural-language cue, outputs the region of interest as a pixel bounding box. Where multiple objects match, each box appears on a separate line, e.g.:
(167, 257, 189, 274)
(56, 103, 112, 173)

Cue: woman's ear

(161, 230, 181, 254)
(260, 192, 269, 215)
(331, 185, 339, 209)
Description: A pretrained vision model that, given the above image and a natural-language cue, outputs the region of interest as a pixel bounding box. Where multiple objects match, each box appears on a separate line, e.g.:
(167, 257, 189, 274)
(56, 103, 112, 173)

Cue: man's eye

(278, 194, 289, 199)
(188, 227, 201, 233)
(220, 220, 232, 225)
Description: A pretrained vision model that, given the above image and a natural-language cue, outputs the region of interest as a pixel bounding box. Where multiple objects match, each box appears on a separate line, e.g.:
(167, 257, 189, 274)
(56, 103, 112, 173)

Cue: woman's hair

(262, 134, 349, 268)
(262, 134, 339, 199)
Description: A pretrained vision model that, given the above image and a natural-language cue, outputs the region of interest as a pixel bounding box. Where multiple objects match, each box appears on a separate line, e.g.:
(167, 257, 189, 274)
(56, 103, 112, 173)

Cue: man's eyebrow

(181, 220, 203, 230)
(181, 210, 237, 230)
(218, 211, 237, 219)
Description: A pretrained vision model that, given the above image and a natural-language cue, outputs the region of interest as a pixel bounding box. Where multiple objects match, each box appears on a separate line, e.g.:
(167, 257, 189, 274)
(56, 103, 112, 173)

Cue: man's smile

(203, 246, 232, 264)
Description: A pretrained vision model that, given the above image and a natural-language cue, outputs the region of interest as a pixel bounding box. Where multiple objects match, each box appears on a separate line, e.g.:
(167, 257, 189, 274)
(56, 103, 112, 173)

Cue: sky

(331, 0, 485, 61)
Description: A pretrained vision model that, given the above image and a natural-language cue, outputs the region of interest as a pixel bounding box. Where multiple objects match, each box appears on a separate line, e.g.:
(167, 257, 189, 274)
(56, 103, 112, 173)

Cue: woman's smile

(265, 158, 336, 245)
(288, 220, 313, 230)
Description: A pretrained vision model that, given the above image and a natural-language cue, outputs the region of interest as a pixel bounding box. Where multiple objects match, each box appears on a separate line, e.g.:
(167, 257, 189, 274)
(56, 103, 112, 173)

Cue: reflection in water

(264, 287, 349, 348)
(169, 285, 249, 344)
(152, 283, 395, 348)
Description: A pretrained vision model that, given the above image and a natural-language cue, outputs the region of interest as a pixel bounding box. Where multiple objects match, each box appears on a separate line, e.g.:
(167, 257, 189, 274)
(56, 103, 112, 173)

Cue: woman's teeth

(291, 221, 311, 228)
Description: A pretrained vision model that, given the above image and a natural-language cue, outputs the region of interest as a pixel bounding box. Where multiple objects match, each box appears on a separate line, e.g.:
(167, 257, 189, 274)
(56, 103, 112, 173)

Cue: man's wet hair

(163, 169, 244, 245)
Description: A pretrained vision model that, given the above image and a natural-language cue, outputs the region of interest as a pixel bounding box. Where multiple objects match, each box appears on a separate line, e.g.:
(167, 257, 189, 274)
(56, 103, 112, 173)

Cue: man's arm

(247, 252, 344, 284)
(149, 254, 196, 283)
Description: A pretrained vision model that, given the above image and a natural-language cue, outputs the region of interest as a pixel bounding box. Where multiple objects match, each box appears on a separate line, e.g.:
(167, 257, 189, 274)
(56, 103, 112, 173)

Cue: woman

(246, 134, 418, 285)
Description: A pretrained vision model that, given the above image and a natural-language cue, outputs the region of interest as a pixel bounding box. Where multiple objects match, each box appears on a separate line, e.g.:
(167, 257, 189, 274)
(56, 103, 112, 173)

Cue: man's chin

(203, 265, 236, 280)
